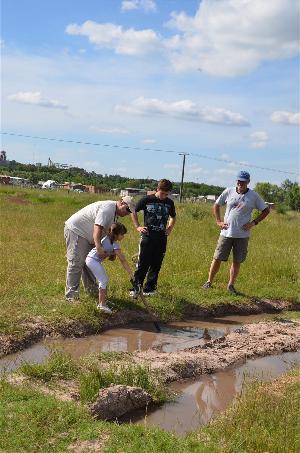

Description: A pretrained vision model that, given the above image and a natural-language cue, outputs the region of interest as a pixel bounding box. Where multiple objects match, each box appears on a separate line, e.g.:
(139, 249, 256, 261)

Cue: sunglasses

(125, 205, 131, 213)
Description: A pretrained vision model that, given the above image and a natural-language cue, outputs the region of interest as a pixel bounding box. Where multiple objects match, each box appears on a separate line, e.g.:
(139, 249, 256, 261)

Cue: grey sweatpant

(64, 226, 98, 299)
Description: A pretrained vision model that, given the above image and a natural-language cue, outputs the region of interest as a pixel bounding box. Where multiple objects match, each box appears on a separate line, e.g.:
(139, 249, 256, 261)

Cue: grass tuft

(19, 349, 80, 381)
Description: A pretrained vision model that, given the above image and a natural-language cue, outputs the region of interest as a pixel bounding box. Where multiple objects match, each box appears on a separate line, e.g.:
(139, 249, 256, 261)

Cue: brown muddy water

(129, 351, 300, 435)
(0, 314, 276, 373)
(1, 313, 299, 436)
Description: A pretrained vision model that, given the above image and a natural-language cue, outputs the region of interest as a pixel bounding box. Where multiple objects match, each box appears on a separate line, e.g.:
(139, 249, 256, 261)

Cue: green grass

(1, 366, 299, 452)
(1, 186, 299, 338)
(18, 349, 167, 404)
(19, 349, 80, 381)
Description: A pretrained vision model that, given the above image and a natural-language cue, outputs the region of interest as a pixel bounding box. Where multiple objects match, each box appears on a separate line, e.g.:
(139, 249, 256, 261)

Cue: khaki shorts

(213, 236, 249, 263)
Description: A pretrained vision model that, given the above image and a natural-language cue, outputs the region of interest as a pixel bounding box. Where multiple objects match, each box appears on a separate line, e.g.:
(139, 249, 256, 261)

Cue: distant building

(120, 188, 146, 197)
(206, 195, 217, 203)
(42, 180, 59, 189)
(0, 150, 9, 167)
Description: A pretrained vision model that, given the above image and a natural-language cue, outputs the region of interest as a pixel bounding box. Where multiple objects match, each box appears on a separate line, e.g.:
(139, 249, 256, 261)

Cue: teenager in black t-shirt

(130, 179, 176, 296)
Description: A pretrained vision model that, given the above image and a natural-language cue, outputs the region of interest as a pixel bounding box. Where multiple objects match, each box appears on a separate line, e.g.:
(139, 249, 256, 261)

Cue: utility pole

(179, 153, 188, 202)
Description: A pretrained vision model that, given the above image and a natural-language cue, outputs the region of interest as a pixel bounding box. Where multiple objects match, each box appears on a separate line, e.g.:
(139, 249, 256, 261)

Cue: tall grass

(1, 186, 299, 335)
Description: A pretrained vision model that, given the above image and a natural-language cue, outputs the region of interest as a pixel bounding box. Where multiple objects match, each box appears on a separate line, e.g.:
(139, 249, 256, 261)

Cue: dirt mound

(90, 385, 152, 420)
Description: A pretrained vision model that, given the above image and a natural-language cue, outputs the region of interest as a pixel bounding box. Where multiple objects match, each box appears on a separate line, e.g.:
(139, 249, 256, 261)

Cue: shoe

(202, 281, 212, 289)
(143, 291, 155, 296)
(97, 305, 112, 314)
(129, 283, 141, 298)
(227, 285, 238, 295)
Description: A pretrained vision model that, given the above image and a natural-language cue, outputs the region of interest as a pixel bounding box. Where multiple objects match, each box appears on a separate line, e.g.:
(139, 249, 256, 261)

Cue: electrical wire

(1, 131, 299, 176)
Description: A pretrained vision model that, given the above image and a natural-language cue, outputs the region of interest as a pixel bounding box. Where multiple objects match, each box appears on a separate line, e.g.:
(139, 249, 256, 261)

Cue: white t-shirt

(87, 235, 120, 263)
(216, 187, 267, 238)
(65, 201, 117, 243)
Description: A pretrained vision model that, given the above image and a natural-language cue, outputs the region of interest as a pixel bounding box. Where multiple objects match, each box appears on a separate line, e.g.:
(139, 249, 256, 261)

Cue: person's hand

(242, 221, 255, 231)
(136, 226, 148, 234)
(165, 227, 172, 236)
(97, 248, 108, 260)
(216, 221, 228, 230)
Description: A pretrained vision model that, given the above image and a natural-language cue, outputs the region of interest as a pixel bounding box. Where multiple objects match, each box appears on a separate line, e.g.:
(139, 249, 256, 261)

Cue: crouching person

(85, 223, 133, 314)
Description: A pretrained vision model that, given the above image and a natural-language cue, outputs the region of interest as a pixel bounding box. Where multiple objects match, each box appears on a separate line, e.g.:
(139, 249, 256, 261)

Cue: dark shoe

(202, 281, 212, 289)
(227, 284, 238, 295)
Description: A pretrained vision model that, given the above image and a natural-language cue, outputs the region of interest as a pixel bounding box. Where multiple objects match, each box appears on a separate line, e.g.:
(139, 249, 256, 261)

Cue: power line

(1, 131, 299, 177)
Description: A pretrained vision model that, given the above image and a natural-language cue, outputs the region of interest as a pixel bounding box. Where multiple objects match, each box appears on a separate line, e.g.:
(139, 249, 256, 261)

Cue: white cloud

(165, 0, 300, 76)
(7, 91, 67, 109)
(121, 0, 157, 13)
(141, 138, 156, 144)
(66, 21, 160, 56)
(66, 0, 299, 76)
(186, 164, 204, 174)
(250, 130, 269, 148)
(115, 96, 249, 126)
(90, 126, 130, 134)
(271, 111, 300, 125)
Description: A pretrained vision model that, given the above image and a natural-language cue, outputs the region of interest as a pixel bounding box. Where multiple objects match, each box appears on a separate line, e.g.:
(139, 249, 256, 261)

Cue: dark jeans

(134, 232, 167, 292)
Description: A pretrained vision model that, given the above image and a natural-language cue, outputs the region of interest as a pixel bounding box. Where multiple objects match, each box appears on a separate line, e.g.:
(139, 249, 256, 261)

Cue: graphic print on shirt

(146, 203, 170, 232)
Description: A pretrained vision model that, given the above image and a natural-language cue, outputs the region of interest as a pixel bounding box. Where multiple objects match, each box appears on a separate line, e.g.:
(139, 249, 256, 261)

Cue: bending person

(64, 195, 135, 301)
(86, 223, 133, 314)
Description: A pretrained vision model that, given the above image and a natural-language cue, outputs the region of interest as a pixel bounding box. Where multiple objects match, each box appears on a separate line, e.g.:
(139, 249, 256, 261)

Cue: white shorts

(85, 257, 109, 289)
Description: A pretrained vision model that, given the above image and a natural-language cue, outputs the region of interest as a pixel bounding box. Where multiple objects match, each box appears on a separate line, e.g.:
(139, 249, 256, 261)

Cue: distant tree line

(2, 161, 299, 210)
(1, 160, 225, 197)
(255, 180, 300, 211)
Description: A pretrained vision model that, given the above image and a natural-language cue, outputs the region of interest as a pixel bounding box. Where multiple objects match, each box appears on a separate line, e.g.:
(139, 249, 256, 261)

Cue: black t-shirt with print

(135, 195, 176, 233)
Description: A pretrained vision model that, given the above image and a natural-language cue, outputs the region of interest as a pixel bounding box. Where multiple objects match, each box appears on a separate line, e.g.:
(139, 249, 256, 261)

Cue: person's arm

(166, 216, 176, 236)
(93, 224, 108, 259)
(243, 207, 270, 231)
(213, 203, 228, 230)
(131, 212, 148, 234)
(114, 249, 134, 278)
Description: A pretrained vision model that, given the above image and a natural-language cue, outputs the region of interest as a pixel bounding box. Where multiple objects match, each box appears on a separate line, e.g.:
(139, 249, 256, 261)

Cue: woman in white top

(85, 223, 133, 314)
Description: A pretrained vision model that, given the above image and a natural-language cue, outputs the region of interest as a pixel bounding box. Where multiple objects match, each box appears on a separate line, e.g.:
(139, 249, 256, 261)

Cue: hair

(157, 179, 173, 192)
(108, 222, 127, 243)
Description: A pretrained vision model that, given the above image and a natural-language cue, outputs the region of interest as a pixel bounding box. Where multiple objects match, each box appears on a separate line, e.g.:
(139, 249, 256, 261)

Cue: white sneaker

(143, 291, 155, 296)
(97, 305, 112, 314)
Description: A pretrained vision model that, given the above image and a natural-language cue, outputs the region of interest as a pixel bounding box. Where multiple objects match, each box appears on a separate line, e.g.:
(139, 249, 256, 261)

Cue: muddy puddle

(129, 351, 300, 435)
(0, 314, 276, 373)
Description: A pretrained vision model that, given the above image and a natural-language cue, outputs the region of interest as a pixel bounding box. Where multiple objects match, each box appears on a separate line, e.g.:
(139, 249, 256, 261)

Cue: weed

(19, 349, 80, 381)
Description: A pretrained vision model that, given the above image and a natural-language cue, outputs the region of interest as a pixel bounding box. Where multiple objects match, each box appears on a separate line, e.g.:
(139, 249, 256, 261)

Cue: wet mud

(0, 299, 298, 358)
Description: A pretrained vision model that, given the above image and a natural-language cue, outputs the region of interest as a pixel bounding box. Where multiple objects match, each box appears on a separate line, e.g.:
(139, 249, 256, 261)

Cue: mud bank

(134, 320, 300, 383)
(0, 300, 298, 359)
(7, 320, 300, 422)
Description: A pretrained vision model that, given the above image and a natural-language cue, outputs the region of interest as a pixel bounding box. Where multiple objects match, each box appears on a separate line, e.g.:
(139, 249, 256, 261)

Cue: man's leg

(203, 236, 232, 288)
(228, 261, 241, 286)
(133, 235, 152, 288)
(207, 258, 222, 283)
(144, 235, 167, 292)
(228, 238, 249, 291)
(64, 227, 87, 300)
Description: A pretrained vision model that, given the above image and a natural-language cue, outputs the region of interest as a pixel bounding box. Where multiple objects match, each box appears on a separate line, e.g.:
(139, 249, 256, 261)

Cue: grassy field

(1, 186, 299, 336)
(1, 365, 299, 452)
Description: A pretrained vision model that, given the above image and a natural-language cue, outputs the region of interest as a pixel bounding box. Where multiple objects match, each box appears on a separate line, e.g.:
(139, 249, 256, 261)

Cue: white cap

(121, 195, 136, 213)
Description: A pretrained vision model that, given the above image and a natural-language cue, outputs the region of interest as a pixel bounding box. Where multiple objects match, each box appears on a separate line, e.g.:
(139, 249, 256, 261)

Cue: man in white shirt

(202, 171, 270, 294)
(64, 196, 135, 301)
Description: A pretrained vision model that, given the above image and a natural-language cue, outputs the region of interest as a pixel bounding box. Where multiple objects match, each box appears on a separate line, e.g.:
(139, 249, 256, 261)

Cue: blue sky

(1, 0, 299, 187)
